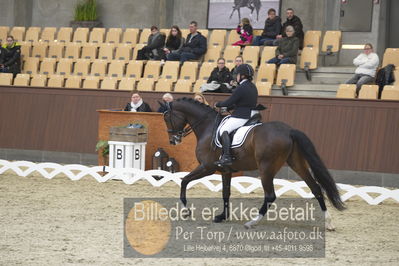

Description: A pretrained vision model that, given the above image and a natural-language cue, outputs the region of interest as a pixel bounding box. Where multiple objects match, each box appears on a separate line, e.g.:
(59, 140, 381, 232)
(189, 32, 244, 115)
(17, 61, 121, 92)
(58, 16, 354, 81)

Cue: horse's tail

(290, 129, 345, 211)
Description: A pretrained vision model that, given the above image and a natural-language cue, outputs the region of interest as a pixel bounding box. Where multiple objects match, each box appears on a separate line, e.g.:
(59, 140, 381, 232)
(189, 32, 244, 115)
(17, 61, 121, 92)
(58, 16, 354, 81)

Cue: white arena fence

(0, 159, 398, 206)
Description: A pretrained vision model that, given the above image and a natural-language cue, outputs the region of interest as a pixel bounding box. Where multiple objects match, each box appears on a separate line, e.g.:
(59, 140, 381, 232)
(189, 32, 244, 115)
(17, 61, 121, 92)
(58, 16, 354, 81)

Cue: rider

(214, 64, 258, 167)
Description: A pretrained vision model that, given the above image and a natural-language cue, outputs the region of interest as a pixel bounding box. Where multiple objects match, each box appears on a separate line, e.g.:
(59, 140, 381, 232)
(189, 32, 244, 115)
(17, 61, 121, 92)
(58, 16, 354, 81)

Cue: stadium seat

(23, 57, 40, 74)
(209, 30, 226, 46)
(89, 28, 105, 43)
(256, 81, 272, 96)
(155, 78, 173, 92)
(198, 62, 216, 82)
(181, 29, 190, 39)
(108, 60, 125, 79)
(73, 27, 89, 43)
(65, 76, 82, 88)
(143, 61, 161, 80)
(260, 46, 277, 65)
(253, 29, 263, 36)
(132, 44, 146, 60)
(336, 84, 356, 98)
(30, 74, 47, 87)
(10, 27, 25, 42)
(300, 47, 318, 80)
(382, 48, 399, 67)
(139, 28, 151, 44)
(136, 78, 155, 91)
(193, 80, 206, 92)
(174, 79, 192, 92)
(381, 85, 399, 100)
(0, 26, 9, 43)
(122, 28, 139, 46)
(160, 28, 169, 36)
(40, 27, 56, 42)
(81, 43, 98, 61)
(126, 60, 144, 80)
(256, 64, 276, 83)
(105, 28, 122, 43)
(321, 31, 341, 54)
(358, 85, 378, 99)
(73, 59, 91, 76)
(39, 58, 57, 76)
(13, 74, 30, 86)
(56, 58, 73, 76)
(394, 69, 399, 85)
(118, 77, 136, 90)
(225, 62, 235, 71)
(0, 73, 14, 85)
(179, 61, 198, 82)
(31, 42, 48, 59)
(90, 59, 108, 77)
(198, 29, 209, 39)
(64, 43, 82, 60)
(100, 77, 118, 89)
(276, 64, 296, 95)
(242, 46, 260, 68)
(227, 29, 240, 45)
(25, 27, 41, 42)
(223, 45, 241, 64)
(115, 43, 132, 62)
(160, 61, 180, 82)
(48, 42, 64, 60)
(82, 76, 100, 89)
(47, 74, 64, 87)
(304, 31, 321, 50)
(98, 43, 115, 61)
(19, 41, 32, 59)
(204, 45, 222, 63)
(57, 27, 73, 43)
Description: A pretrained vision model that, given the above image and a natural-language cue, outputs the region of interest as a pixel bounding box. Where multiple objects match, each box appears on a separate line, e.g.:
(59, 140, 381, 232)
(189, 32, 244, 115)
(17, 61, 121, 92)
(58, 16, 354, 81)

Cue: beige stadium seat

(57, 27, 73, 43)
(227, 29, 240, 45)
(336, 84, 356, 98)
(39, 58, 57, 76)
(394, 69, 399, 85)
(143, 61, 161, 80)
(82, 76, 100, 89)
(81, 43, 98, 61)
(204, 45, 222, 63)
(48, 42, 64, 60)
(0, 26, 9, 42)
(118, 77, 136, 90)
(300, 47, 318, 70)
(47, 75, 64, 87)
(198, 62, 216, 82)
(19, 41, 32, 59)
(98, 43, 115, 61)
(276, 64, 296, 95)
(122, 28, 139, 46)
(253, 29, 263, 36)
(225, 62, 235, 71)
(64, 43, 81, 60)
(0, 73, 14, 85)
(108, 60, 125, 79)
(90, 59, 108, 77)
(179, 61, 198, 83)
(256, 81, 272, 96)
(160, 61, 180, 82)
(181, 29, 190, 39)
(242, 46, 260, 68)
(25, 27, 41, 42)
(381, 85, 399, 100)
(209, 30, 226, 46)
(73, 59, 91, 76)
(115, 43, 132, 62)
(260, 46, 277, 65)
(105, 28, 122, 43)
(321, 31, 341, 54)
(73, 27, 89, 43)
(31, 42, 48, 59)
(40, 27, 56, 42)
(13, 74, 30, 86)
(30, 74, 47, 87)
(23, 57, 40, 74)
(132, 44, 146, 60)
(197, 29, 209, 39)
(223, 45, 241, 64)
(56, 58, 73, 76)
(10, 27, 25, 42)
(174, 79, 192, 92)
(65, 76, 82, 88)
(193, 79, 207, 92)
(155, 78, 173, 92)
(304, 31, 321, 50)
(256, 64, 276, 83)
(358, 85, 378, 99)
(160, 28, 169, 36)
(139, 28, 151, 44)
(382, 48, 399, 68)
(100, 77, 118, 89)
(126, 60, 144, 79)
(136, 78, 155, 91)
(89, 28, 105, 43)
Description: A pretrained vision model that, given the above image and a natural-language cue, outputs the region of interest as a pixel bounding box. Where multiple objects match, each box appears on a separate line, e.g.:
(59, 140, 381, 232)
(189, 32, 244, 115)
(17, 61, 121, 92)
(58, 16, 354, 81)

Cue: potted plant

(70, 0, 103, 29)
(96, 140, 109, 166)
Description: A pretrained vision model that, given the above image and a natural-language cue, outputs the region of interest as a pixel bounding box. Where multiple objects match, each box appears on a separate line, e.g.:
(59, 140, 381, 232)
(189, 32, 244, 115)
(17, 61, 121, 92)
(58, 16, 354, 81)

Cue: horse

(229, 0, 262, 23)
(162, 98, 345, 230)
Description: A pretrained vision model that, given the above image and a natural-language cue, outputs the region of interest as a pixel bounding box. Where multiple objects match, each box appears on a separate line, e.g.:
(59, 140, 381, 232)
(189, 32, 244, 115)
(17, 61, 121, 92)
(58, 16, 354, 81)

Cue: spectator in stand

(124, 91, 152, 112)
(230, 55, 243, 88)
(157, 93, 174, 113)
(346, 43, 379, 96)
(160, 25, 185, 62)
(252, 8, 282, 46)
(0, 36, 21, 77)
(267, 26, 299, 66)
(136, 26, 166, 60)
(194, 92, 209, 105)
(275, 8, 304, 49)
(200, 58, 233, 93)
(167, 21, 207, 64)
(232, 17, 253, 46)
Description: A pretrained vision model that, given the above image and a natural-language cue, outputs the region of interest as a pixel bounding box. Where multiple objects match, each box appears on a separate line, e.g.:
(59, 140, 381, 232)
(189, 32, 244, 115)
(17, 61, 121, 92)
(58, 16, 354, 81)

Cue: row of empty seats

(336, 84, 399, 100)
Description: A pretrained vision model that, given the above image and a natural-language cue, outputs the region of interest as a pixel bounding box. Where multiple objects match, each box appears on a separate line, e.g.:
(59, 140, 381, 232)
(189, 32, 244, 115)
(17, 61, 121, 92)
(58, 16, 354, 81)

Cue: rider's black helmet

(236, 64, 254, 80)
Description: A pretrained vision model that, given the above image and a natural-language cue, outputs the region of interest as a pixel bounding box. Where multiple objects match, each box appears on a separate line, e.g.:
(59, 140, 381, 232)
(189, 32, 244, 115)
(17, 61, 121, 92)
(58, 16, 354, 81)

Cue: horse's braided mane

(175, 97, 217, 113)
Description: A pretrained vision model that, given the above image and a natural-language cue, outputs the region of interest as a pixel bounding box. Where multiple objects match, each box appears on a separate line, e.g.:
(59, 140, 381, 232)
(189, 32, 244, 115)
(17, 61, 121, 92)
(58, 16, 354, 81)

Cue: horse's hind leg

(287, 147, 335, 231)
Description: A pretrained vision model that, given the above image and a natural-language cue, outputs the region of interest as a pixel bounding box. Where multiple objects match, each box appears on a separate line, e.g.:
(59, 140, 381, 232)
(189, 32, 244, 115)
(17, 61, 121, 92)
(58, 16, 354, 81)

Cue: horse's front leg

(214, 172, 232, 223)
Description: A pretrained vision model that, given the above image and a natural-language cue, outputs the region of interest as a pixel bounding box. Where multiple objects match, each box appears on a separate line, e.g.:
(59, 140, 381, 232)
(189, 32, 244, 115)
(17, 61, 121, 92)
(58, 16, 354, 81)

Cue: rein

(166, 109, 215, 138)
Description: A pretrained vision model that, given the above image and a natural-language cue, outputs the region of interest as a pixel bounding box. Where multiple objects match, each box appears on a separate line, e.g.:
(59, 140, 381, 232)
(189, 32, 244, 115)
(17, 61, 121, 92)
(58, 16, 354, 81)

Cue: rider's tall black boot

(215, 131, 233, 166)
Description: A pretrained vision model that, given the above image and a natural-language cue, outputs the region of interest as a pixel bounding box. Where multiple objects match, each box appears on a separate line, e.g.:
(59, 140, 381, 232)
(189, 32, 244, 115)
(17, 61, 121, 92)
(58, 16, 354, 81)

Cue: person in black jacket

(160, 25, 184, 61)
(124, 91, 152, 112)
(136, 26, 166, 60)
(275, 8, 304, 49)
(214, 64, 258, 167)
(201, 58, 233, 93)
(253, 8, 282, 46)
(167, 21, 207, 64)
(0, 36, 21, 77)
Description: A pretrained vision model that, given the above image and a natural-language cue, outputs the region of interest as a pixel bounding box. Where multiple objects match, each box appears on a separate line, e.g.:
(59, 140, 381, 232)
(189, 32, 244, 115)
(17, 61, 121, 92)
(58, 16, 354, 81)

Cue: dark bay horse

(162, 98, 345, 230)
(230, 0, 262, 23)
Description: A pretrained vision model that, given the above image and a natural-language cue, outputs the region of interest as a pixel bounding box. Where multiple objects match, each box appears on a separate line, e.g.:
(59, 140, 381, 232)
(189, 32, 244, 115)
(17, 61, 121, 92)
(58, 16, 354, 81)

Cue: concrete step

(271, 84, 337, 98)
(295, 71, 354, 84)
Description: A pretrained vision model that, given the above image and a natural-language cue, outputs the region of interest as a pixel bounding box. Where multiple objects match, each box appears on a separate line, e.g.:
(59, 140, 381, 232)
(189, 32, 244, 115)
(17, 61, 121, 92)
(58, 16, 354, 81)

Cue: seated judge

(124, 91, 152, 112)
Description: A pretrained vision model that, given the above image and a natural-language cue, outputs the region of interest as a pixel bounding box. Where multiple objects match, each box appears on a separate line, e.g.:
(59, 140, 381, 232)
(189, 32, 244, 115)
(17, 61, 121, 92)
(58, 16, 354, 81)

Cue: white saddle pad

(215, 116, 262, 149)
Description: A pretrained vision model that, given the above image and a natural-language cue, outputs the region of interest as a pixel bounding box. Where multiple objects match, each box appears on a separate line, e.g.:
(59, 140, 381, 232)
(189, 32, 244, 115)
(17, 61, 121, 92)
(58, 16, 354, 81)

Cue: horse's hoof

(244, 222, 253, 229)
(326, 224, 336, 231)
(213, 214, 226, 223)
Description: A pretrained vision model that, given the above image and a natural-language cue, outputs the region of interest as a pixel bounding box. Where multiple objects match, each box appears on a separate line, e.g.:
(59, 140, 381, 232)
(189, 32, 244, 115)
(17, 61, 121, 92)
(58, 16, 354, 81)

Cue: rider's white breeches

(218, 117, 248, 136)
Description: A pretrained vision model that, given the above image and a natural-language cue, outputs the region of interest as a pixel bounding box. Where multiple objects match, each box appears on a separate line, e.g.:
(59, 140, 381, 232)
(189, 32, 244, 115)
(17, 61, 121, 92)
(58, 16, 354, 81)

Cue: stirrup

(215, 156, 233, 167)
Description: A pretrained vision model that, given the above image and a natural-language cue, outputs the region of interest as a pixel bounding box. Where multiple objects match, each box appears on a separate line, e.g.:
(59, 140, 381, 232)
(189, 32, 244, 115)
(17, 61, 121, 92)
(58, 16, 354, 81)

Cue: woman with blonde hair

(193, 93, 209, 105)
